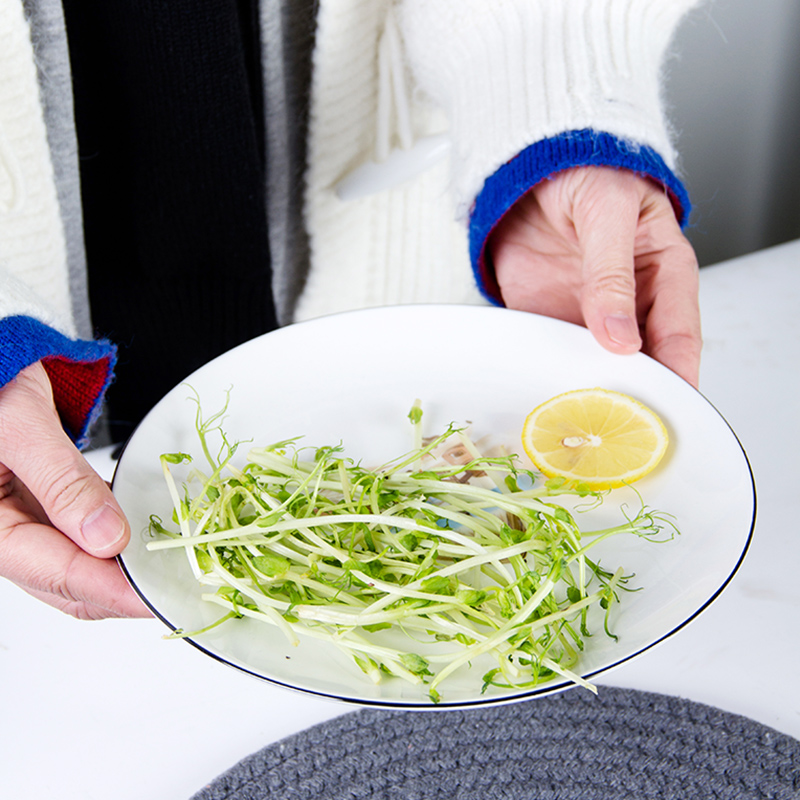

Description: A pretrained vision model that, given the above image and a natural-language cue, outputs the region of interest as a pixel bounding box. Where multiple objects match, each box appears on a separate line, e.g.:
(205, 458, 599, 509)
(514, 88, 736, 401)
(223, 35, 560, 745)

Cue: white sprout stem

(146, 512, 481, 552)
(540, 657, 597, 693)
(204, 594, 427, 685)
(160, 458, 203, 580)
(150, 399, 672, 702)
(353, 539, 543, 621)
(427, 577, 557, 693)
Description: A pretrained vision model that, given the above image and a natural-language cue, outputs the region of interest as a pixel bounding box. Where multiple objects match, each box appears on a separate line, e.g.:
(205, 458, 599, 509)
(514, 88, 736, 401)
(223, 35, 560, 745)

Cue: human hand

(0, 361, 151, 619)
(489, 166, 702, 387)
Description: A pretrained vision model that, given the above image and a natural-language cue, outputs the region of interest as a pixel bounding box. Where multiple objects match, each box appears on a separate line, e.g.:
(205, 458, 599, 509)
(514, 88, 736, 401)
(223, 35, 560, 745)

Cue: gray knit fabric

(21, 0, 92, 340)
(260, 0, 316, 326)
(21, 0, 316, 334)
(189, 687, 800, 800)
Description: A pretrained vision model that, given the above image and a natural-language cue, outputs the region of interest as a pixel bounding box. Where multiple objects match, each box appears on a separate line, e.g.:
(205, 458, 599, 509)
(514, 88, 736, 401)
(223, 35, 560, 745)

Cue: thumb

(0, 363, 129, 557)
(572, 173, 643, 355)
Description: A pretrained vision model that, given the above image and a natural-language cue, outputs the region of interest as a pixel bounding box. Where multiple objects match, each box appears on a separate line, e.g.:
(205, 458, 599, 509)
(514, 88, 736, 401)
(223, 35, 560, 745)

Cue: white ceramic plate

(115, 305, 755, 709)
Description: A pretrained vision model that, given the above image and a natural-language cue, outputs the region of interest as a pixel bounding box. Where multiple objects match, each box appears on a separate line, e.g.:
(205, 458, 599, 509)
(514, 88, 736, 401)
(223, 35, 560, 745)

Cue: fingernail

(604, 314, 641, 348)
(81, 504, 126, 551)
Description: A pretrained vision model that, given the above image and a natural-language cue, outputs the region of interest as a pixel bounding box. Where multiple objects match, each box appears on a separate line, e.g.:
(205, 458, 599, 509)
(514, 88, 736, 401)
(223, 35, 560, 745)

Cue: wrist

(469, 130, 691, 304)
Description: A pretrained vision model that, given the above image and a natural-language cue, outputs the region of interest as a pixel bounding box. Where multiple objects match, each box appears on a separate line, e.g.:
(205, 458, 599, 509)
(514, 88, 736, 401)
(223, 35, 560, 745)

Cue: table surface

(2, 240, 798, 800)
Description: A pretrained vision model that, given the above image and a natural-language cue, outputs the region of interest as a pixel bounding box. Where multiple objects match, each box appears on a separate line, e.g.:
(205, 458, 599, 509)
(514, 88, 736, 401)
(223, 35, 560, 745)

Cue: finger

(0, 494, 150, 619)
(649, 328, 702, 389)
(571, 176, 643, 354)
(16, 585, 117, 620)
(639, 239, 702, 387)
(0, 365, 130, 557)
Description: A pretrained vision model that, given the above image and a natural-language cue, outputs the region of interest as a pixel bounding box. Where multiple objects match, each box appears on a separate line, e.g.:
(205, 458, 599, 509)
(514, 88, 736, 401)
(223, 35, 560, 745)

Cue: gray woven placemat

(190, 687, 800, 800)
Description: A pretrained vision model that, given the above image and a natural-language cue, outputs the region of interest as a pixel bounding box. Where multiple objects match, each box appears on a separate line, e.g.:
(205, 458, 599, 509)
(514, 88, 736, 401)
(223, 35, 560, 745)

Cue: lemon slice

(521, 388, 668, 489)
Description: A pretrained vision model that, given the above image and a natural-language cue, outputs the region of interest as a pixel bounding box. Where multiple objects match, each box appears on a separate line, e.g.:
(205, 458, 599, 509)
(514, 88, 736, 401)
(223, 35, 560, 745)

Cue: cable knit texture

(21, 0, 93, 340)
(399, 0, 701, 216)
(2, 0, 699, 441)
(0, 0, 73, 334)
(295, 0, 486, 323)
(0, 0, 113, 445)
(297, 0, 698, 322)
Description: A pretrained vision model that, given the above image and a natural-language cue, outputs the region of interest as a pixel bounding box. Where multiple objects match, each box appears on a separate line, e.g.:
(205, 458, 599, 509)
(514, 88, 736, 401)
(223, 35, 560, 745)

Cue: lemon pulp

(521, 388, 669, 489)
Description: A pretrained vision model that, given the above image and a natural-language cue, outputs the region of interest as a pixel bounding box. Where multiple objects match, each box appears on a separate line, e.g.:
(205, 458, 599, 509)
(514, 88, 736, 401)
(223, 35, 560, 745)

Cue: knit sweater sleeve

(0, 275, 116, 449)
(1, 0, 114, 448)
(397, 0, 701, 304)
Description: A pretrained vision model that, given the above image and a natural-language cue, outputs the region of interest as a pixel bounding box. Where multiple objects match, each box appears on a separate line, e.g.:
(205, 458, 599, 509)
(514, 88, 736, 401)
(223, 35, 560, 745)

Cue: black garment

(62, 0, 278, 443)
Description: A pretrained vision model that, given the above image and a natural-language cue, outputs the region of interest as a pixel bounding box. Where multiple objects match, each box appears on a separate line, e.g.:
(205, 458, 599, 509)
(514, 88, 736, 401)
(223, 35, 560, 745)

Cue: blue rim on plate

(114, 305, 756, 709)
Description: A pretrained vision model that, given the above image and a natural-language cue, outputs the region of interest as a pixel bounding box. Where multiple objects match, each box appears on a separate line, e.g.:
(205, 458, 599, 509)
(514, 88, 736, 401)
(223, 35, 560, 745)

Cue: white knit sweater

(0, 0, 701, 369)
(281, 0, 701, 321)
(0, 0, 75, 335)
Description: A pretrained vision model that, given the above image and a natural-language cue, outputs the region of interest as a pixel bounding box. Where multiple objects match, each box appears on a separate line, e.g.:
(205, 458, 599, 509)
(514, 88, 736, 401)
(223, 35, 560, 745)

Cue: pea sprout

(147, 397, 676, 703)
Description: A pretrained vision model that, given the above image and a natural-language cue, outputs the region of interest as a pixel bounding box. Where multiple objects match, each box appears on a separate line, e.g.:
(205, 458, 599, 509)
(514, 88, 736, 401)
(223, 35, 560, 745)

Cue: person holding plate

(0, 0, 702, 619)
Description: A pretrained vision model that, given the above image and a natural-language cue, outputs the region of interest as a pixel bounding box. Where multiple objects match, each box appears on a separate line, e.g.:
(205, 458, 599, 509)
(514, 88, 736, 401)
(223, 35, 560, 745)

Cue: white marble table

(2, 240, 798, 800)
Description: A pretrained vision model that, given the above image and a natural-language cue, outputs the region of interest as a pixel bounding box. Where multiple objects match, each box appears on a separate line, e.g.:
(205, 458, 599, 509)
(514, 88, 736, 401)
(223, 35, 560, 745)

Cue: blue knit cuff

(0, 315, 117, 447)
(468, 129, 692, 305)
